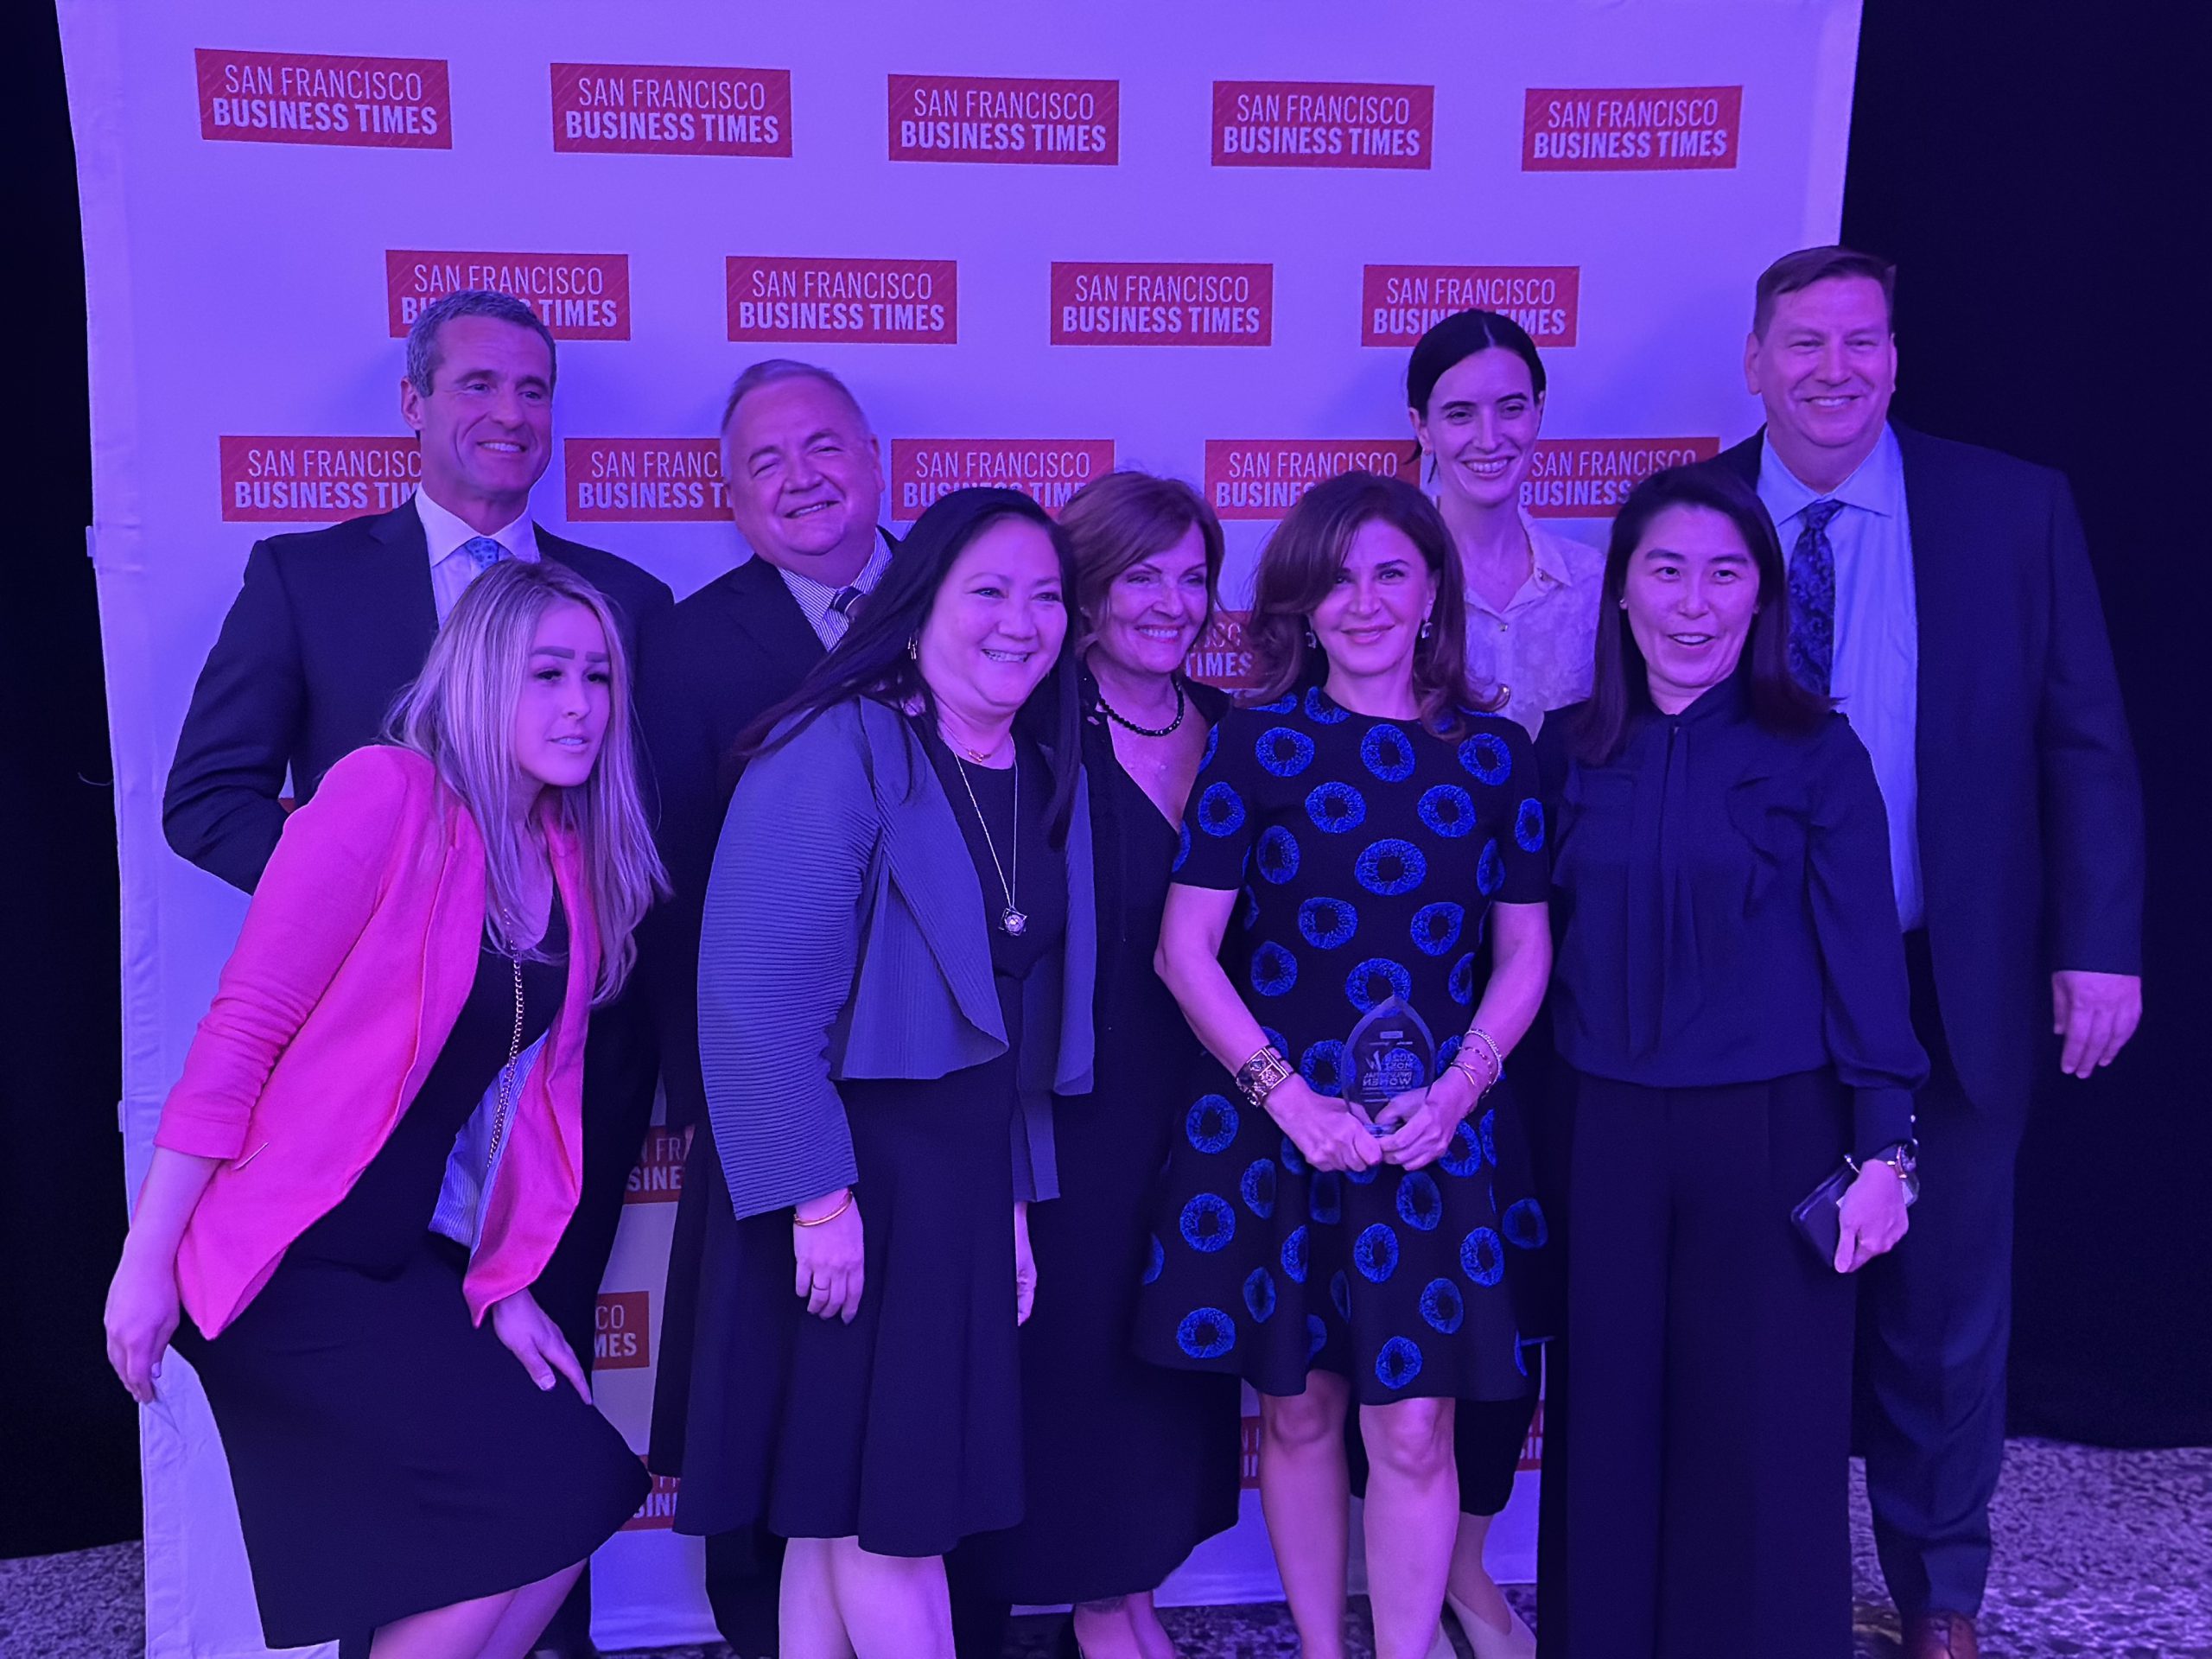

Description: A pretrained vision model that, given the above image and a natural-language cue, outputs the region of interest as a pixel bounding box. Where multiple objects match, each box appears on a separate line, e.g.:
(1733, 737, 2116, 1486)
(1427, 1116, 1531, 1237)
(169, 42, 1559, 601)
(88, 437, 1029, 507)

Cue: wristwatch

(1862, 1141, 1922, 1205)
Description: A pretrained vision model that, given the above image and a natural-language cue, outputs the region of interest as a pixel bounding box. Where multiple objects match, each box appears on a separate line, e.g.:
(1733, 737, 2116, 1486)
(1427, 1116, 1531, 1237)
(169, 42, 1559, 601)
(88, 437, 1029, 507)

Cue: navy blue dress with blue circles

(1133, 687, 1548, 1404)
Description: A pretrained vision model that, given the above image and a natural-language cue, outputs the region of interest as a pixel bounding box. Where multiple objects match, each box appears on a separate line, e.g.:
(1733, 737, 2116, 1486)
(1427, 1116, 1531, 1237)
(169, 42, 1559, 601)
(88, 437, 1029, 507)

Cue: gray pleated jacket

(698, 696, 1096, 1221)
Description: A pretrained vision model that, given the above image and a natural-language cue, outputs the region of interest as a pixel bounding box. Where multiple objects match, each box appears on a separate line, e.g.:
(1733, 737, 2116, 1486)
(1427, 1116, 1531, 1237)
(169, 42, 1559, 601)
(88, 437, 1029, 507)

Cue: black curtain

(6, 0, 2203, 1567)
(3, 9, 136, 1557)
(1843, 0, 2208, 1445)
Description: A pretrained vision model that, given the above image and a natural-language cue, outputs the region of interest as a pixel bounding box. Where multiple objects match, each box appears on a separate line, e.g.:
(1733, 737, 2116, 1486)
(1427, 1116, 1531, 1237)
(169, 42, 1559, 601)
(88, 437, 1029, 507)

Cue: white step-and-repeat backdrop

(60, 1, 1860, 1650)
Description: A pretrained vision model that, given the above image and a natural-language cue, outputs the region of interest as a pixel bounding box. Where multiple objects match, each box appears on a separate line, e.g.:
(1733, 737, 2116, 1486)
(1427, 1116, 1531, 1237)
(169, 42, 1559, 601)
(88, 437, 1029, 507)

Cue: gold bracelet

(792, 1190, 854, 1229)
(1448, 1057, 1496, 1100)
(1466, 1026, 1506, 1079)
(1234, 1045, 1295, 1107)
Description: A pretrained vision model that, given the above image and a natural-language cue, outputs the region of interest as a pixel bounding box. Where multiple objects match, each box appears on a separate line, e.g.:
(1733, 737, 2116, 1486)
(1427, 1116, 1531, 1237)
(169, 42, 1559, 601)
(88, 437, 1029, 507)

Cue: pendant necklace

(949, 745, 1026, 936)
(485, 910, 527, 1175)
(1096, 676, 1186, 739)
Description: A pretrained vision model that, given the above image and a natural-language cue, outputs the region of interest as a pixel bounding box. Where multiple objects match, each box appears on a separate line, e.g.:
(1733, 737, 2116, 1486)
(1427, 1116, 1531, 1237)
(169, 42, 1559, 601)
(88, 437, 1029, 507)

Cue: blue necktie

(1787, 499, 1844, 694)
(460, 535, 505, 574)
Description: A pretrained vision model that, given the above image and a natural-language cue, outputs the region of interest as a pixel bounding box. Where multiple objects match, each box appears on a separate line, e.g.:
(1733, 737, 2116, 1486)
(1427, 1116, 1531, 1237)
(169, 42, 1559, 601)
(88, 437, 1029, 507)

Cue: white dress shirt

(1459, 512, 1607, 737)
(772, 528, 896, 648)
(1758, 423, 1924, 930)
(414, 486, 544, 1241)
(415, 487, 542, 625)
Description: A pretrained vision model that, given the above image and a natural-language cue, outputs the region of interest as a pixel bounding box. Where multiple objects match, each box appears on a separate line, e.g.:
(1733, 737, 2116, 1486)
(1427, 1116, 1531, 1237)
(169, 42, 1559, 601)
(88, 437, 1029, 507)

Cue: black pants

(1560, 1070, 1856, 1659)
(1855, 932, 2023, 1618)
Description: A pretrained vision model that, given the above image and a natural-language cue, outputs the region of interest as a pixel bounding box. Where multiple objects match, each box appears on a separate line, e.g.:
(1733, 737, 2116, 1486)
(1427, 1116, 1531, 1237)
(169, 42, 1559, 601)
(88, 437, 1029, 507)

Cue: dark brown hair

(1406, 308, 1548, 414)
(1752, 245, 1897, 338)
(1570, 464, 1827, 764)
(1061, 470, 1224, 652)
(1247, 471, 1484, 735)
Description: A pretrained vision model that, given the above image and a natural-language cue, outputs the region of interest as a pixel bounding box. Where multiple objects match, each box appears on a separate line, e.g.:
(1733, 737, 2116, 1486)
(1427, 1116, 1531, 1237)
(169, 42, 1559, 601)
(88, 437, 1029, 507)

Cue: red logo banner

(1211, 80, 1433, 169)
(564, 439, 728, 522)
(196, 48, 450, 149)
(385, 251, 630, 340)
(1361, 265, 1580, 347)
(219, 436, 419, 522)
(888, 74, 1119, 164)
(594, 1292, 652, 1370)
(1203, 440, 1416, 520)
(726, 257, 958, 344)
(625, 1127, 686, 1205)
(1051, 263, 1273, 346)
(1522, 86, 1743, 171)
(889, 440, 1116, 520)
(1186, 613, 1266, 696)
(623, 1469, 682, 1531)
(1523, 438, 1722, 515)
(551, 63, 792, 156)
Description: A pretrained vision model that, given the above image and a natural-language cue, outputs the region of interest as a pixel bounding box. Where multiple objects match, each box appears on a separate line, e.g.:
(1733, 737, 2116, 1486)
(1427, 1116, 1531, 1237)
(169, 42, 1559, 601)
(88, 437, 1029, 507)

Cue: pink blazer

(156, 745, 601, 1338)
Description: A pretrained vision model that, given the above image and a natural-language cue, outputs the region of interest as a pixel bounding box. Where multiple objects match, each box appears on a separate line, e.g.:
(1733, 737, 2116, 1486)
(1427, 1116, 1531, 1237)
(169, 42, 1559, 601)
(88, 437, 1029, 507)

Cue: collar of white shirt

(1461, 510, 1585, 618)
(774, 528, 894, 618)
(415, 486, 543, 567)
(1758, 423, 1906, 528)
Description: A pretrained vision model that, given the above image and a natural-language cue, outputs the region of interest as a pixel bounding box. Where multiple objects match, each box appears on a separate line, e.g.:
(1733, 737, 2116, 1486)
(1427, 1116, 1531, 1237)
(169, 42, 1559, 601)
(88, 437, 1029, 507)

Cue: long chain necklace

(484, 911, 527, 1175)
(948, 749, 1027, 936)
(1096, 675, 1186, 739)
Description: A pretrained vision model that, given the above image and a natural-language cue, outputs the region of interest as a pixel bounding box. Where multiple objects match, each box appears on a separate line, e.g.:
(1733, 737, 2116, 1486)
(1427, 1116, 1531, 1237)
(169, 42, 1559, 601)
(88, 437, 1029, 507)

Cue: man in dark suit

(638, 359, 896, 1659)
(164, 289, 672, 1656)
(1716, 247, 2143, 1659)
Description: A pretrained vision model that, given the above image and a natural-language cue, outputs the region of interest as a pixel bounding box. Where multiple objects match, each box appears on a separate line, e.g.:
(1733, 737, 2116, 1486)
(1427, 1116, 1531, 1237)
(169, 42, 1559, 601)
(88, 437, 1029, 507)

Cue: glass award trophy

(1347, 995, 1436, 1132)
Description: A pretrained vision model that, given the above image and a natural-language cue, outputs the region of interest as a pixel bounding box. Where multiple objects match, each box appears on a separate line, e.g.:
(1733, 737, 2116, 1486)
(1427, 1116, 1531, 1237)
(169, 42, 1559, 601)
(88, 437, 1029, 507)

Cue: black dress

(175, 900, 649, 1649)
(957, 679, 1243, 1605)
(673, 726, 1067, 1558)
(1135, 688, 1551, 1405)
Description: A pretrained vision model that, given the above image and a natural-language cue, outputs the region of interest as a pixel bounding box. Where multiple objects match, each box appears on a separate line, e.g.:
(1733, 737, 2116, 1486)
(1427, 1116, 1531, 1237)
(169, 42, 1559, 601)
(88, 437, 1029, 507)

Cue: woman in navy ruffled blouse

(1537, 464, 1928, 1659)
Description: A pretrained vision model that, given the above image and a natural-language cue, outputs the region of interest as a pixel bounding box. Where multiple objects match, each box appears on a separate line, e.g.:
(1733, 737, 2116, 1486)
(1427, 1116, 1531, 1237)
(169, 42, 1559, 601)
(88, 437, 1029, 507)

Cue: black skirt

(673, 1058, 1028, 1557)
(176, 905, 647, 1647)
(954, 709, 1243, 1604)
(177, 1237, 648, 1646)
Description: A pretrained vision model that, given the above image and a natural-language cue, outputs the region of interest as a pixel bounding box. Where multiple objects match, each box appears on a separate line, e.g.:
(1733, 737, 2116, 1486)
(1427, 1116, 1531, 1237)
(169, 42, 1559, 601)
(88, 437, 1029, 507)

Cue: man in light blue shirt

(1756, 421, 1923, 930)
(1721, 246, 2143, 1659)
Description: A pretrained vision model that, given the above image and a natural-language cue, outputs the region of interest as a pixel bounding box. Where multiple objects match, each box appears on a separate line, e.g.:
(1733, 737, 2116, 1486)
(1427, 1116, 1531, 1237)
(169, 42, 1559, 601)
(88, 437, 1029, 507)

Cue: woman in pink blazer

(105, 560, 665, 1658)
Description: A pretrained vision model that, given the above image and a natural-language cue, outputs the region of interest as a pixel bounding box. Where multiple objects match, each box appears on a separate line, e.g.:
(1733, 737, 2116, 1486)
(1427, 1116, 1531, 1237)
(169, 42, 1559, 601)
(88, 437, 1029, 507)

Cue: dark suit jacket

(1715, 424, 2143, 1113)
(163, 499, 675, 893)
(635, 545, 890, 1131)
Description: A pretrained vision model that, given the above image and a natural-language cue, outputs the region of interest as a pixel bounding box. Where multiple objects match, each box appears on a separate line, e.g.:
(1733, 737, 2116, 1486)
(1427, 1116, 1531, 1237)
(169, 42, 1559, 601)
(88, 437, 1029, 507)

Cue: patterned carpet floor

(4, 1441, 2207, 1658)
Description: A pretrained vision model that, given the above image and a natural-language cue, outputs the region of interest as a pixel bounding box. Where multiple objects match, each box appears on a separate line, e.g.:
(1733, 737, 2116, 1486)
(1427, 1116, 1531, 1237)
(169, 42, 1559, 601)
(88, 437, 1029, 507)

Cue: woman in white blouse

(1408, 309, 1605, 740)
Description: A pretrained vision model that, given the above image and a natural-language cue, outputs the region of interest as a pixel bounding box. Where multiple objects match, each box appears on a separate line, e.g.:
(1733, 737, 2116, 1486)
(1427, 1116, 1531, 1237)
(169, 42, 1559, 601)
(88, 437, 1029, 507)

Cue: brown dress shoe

(1903, 1611, 1980, 1658)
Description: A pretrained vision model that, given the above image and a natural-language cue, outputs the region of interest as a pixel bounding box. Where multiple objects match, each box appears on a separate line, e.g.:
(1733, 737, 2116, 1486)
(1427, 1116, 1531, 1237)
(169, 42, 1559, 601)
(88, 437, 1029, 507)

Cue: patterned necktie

(1786, 499, 1844, 694)
(460, 535, 505, 574)
(826, 585, 865, 635)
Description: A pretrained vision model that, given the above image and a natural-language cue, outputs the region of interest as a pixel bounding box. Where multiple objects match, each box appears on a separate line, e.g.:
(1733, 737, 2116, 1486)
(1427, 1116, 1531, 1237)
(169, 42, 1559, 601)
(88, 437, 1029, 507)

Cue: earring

(907, 634, 919, 660)
(1419, 616, 1433, 640)
(1618, 598, 1628, 611)
(1303, 625, 1317, 649)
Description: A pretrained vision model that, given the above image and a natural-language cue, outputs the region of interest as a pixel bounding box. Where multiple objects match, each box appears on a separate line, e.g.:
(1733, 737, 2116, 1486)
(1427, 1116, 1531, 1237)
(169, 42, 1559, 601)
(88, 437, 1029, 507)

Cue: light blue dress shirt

(1758, 424, 1923, 930)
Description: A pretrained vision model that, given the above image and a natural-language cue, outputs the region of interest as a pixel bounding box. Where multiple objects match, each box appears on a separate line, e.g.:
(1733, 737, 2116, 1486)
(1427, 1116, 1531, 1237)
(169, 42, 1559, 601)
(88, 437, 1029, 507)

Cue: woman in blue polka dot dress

(1135, 472, 1554, 1659)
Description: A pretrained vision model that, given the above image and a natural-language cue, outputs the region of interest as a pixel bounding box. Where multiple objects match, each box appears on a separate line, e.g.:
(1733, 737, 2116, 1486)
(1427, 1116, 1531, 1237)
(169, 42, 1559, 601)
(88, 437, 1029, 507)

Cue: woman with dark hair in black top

(1538, 465, 1927, 1658)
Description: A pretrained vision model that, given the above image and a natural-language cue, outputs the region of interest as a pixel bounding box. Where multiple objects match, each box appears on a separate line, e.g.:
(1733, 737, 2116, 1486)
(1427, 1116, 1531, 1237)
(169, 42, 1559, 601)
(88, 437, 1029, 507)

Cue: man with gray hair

(637, 357, 895, 1659)
(163, 292, 672, 1652)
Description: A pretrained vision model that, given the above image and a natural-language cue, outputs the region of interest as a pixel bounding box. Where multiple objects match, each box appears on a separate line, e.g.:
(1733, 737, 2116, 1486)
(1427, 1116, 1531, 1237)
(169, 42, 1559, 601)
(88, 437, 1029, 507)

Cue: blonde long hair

(386, 559, 666, 1002)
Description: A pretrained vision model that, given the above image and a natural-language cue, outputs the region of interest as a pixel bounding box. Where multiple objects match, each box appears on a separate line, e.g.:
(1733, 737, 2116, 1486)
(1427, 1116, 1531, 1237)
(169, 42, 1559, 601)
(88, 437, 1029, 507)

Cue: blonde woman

(104, 561, 664, 1658)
